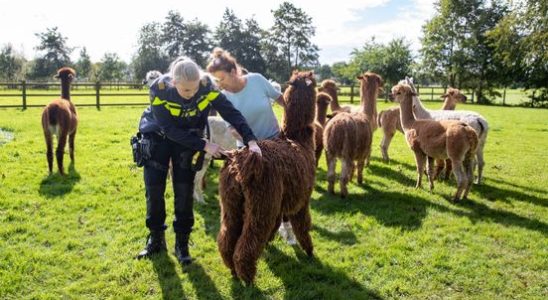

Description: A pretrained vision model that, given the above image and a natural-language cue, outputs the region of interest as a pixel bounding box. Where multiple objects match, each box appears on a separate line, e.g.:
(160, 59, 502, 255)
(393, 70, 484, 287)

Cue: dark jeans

(143, 134, 197, 234)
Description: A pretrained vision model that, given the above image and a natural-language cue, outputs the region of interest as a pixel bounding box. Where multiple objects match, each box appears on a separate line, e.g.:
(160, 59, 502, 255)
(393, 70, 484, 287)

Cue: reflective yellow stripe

(152, 97, 182, 116)
(197, 91, 220, 111)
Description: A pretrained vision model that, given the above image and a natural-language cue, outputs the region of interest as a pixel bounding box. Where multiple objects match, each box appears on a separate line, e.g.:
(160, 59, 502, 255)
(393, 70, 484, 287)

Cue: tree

(420, 0, 508, 103)
(161, 10, 186, 60)
(270, 2, 319, 77)
(75, 47, 92, 80)
(96, 53, 127, 81)
(29, 27, 73, 79)
(488, 0, 547, 106)
(331, 61, 354, 85)
(0, 44, 25, 81)
(214, 9, 244, 58)
(347, 37, 413, 87)
(131, 22, 169, 81)
(315, 64, 334, 81)
(181, 18, 212, 67)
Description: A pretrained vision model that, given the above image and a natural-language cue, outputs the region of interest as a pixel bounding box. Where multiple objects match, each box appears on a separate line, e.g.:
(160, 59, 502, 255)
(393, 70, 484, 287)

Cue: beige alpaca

(323, 72, 382, 198)
(318, 80, 353, 113)
(378, 87, 467, 162)
(392, 83, 478, 201)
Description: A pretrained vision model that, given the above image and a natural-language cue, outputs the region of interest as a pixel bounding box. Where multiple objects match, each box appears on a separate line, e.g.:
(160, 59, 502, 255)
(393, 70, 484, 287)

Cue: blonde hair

(169, 56, 203, 83)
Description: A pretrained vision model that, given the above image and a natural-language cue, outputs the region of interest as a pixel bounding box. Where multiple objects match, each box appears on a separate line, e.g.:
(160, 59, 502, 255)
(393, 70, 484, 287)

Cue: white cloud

(0, 0, 436, 65)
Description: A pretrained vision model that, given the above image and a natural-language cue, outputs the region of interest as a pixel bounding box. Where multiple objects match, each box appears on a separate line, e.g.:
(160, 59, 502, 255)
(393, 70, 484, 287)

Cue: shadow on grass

(151, 252, 185, 299)
(312, 224, 357, 245)
(474, 179, 548, 208)
(185, 263, 225, 300)
(263, 246, 382, 299)
(38, 162, 80, 198)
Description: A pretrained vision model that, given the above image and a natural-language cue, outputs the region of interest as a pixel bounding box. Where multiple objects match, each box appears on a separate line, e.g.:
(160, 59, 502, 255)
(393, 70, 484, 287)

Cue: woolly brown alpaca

(319, 79, 352, 113)
(323, 72, 382, 198)
(314, 92, 332, 167)
(392, 83, 478, 201)
(218, 71, 317, 283)
(378, 87, 467, 163)
(41, 67, 78, 175)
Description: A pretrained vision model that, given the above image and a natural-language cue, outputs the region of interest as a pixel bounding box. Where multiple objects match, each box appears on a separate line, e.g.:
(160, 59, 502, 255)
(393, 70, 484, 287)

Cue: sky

(0, 0, 436, 65)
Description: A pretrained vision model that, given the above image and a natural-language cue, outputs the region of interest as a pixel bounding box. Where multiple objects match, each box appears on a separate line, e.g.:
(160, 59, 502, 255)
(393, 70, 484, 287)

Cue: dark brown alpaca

(218, 71, 317, 284)
(323, 72, 383, 197)
(41, 67, 78, 175)
(314, 92, 332, 167)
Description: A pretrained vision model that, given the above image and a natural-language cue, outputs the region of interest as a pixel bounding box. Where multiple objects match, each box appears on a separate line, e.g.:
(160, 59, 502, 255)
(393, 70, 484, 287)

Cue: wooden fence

(0, 81, 503, 109)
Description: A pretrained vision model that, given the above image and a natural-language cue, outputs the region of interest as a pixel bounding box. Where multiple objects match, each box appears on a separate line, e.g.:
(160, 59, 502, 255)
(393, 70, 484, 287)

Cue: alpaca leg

(444, 159, 453, 180)
(462, 158, 475, 200)
(269, 215, 283, 242)
(380, 131, 394, 162)
(451, 160, 466, 201)
(433, 159, 445, 180)
(340, 159, 353, 198)
(413, 152, 426, 189)
(44, 130, 54, 174)
(217, 180, 244, 275)
(288, 206, 313, 256)
(56, 131, 68, 175)
(233, 217, 276, 283)
(356, 159, 365, 185)
(475, 143, 485, 184)
(193, 155, 211, 204)
(426, 157, 435, 191)
(68, 131, 76, 162)
(326, 152, 336, 194)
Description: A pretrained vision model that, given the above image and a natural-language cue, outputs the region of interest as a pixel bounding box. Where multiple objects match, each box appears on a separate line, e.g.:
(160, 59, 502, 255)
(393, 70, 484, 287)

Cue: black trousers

(143, 134, 197, 234)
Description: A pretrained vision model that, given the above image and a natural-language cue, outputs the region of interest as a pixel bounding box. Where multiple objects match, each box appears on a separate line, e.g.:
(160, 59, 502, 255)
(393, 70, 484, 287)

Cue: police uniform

(136, 74, 256, 263)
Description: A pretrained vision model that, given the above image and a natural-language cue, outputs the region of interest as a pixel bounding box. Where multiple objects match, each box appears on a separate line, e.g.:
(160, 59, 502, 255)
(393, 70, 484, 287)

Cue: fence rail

(0, 81, 519, 109)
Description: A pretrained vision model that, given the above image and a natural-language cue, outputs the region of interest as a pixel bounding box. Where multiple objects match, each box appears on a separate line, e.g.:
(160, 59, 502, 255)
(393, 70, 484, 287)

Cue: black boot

(136, 230, 167, 259)
(174, 232, 192, 265)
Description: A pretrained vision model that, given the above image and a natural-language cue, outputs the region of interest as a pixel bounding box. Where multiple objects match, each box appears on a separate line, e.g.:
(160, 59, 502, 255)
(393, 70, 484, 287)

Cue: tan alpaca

(318, 80, 353, 113)
(313, 92, 331, 167)
(392, 83, 478, 201)
(323, 72, 382, 198)
(41, 67, 78, 175)
(378, 87, 467, 162)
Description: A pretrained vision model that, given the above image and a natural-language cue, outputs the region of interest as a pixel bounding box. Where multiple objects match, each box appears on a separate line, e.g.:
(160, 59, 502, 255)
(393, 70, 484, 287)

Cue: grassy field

(0, 100, 547, 299)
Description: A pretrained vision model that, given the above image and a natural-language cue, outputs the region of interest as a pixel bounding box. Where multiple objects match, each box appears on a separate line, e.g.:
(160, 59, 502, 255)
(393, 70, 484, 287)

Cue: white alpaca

(404, 77, 488, 184)
(142, 70, 162, 87)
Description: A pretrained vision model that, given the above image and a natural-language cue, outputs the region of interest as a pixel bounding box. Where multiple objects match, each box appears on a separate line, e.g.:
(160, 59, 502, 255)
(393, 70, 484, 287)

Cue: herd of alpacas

(42, 68, 487, 283)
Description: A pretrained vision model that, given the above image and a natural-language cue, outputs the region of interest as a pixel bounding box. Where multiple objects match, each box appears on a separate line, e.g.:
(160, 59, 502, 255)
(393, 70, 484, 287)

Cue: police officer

(136, 57, 261, 265)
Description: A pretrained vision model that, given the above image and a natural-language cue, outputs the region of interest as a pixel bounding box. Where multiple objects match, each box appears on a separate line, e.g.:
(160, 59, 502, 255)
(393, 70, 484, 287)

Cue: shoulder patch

(158, 81, 165, 90)
(200, 77, 208, 87)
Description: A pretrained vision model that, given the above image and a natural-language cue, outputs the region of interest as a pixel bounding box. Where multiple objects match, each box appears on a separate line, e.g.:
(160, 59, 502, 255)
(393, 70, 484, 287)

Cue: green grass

(0, 101, 547, 299)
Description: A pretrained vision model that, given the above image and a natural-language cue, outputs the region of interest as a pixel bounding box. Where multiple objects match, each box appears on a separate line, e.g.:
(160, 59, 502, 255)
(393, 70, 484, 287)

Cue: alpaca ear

(357, 75, 363, 80)
(440, 93, 448, 98)
(53, 74, 60, 79)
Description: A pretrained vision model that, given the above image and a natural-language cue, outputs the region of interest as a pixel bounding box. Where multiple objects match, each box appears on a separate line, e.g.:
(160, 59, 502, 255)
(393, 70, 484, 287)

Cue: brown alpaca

(392, 83, 478, 201)
(313, 92, 332, 167)
(435, 88, 468, 178)
(218, 71, 317, 284)
(41, 67, 78, 175)
(323, 72, 383, 198)
(378, 87, 466, 163)
(319, 79, 352, 113)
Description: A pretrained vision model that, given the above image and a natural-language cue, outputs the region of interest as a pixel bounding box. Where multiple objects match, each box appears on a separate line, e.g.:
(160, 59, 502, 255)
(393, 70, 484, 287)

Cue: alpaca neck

(441, 99, 456, 110)
(282, 103, 315, 149)
(327, 90, 341, 111)
(360, 85, 378, 121)
(399, 95, 416, 130)
(61, 79, 71, 101)
(316, 104, 329, 125)
(412, 96, 432, 119)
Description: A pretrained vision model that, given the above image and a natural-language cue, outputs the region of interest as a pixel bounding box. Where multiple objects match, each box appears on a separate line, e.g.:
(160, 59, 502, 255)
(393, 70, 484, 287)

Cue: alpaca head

(318, 79, 339, 95)
(143, 70, 162, 86)
(281, 71, 317, 136)
(391, 83, 416, 104)
(54, 67, 76, 83)
(356, 72, 383, 95)
(316, 92, 332, 108)
(441, 88, 467, 103)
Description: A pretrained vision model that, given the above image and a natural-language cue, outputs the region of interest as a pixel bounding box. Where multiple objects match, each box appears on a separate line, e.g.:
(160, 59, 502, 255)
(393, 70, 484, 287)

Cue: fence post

(502, 87, 507, 106)
(350, 85, 354, 104)
(431, 87, 434, 101)
(22, 80, 27, 110)
(95, 81, 101, 110)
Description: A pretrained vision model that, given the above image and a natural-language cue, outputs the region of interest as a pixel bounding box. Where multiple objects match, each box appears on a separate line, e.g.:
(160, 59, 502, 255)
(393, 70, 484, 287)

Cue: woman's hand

(248, 140, 262, 157)
(204, 142, 226, 158)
